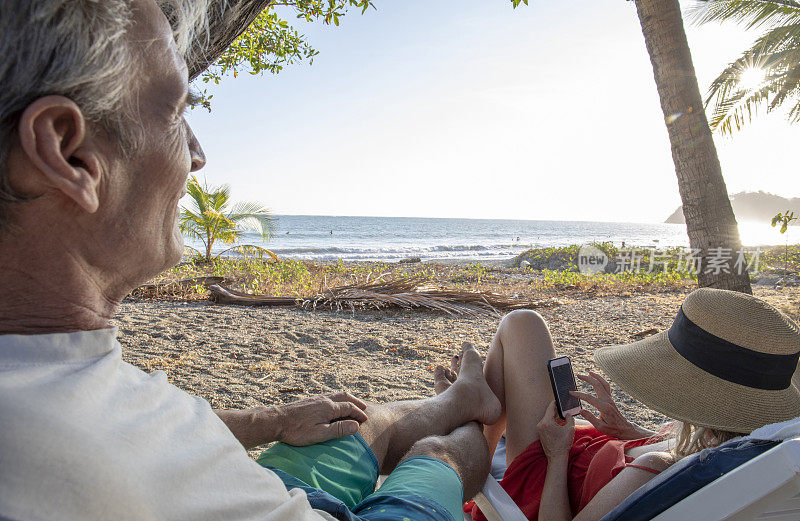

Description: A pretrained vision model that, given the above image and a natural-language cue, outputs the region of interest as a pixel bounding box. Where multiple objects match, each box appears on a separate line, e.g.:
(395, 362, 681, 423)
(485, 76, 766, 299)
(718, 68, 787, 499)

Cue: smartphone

(547, 356, 581, 419)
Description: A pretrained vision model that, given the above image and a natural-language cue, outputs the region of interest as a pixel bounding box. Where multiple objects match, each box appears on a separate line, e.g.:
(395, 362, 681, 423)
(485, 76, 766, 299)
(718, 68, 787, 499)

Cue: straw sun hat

(595, 288, 800, 434)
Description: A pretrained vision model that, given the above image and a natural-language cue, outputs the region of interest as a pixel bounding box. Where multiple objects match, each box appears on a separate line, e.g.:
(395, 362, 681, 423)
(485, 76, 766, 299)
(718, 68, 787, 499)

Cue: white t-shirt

(0, 328, 336, 521)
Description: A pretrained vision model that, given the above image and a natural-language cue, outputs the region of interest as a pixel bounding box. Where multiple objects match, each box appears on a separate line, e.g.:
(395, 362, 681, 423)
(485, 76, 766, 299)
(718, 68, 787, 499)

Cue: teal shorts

(256, 433, 464, 521)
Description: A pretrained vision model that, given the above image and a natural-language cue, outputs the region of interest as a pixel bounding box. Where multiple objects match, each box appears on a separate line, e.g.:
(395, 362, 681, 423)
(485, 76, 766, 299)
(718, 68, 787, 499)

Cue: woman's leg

(483, 309, 558, 465)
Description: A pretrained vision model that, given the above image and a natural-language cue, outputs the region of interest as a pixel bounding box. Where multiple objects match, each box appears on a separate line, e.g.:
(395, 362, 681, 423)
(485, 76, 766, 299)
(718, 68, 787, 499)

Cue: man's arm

(215, 392, 369, 450)
(215, 406, 281, 450)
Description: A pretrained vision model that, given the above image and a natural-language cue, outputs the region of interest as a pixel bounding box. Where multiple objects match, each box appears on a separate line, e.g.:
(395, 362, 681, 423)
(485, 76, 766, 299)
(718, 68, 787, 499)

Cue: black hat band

(668, 307, 799, 391)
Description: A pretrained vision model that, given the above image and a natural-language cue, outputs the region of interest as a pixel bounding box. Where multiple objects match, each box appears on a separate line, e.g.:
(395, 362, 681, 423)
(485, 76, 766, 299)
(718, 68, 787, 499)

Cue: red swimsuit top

(466, 425, 662, 521)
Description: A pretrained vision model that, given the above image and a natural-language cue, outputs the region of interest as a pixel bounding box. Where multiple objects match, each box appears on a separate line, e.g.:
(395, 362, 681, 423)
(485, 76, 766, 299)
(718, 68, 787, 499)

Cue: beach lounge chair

(468, 436, 800, 521)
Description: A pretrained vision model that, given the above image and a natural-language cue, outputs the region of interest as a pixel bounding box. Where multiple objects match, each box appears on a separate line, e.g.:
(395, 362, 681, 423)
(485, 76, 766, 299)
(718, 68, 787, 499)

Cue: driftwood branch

(208, 284, 300, 306)
(188, 0, 273, 81)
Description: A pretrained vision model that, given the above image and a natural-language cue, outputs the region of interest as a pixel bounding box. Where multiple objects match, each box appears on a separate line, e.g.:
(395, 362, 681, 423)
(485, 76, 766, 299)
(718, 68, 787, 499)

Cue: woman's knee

(499, 309, 549, 338)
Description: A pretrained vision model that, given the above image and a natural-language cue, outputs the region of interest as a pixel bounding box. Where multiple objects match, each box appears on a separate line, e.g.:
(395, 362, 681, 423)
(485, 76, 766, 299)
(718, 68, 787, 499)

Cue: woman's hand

(571, 371, 654, 440)
(537, 401, 575, 460)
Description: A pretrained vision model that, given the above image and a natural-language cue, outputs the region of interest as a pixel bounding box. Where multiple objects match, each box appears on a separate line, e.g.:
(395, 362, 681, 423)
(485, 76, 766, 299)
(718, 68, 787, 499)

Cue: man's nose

(185, 120, 206, 171)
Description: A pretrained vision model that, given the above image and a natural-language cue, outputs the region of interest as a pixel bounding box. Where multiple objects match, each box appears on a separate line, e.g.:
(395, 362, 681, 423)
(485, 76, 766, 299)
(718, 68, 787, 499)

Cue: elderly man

(0, 2, 502, 520)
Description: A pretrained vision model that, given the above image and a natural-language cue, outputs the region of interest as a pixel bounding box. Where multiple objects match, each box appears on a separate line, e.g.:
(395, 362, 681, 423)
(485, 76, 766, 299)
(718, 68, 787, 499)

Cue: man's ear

(17, 96, 102, 213)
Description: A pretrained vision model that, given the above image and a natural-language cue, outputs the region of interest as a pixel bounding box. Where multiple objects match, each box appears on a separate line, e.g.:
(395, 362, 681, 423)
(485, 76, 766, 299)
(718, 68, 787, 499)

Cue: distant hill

(665, 191, 800, 225)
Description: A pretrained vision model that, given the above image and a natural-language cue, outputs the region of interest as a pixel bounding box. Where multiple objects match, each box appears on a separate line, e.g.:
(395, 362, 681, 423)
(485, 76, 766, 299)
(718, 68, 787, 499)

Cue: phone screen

(551, 361, 580, 413)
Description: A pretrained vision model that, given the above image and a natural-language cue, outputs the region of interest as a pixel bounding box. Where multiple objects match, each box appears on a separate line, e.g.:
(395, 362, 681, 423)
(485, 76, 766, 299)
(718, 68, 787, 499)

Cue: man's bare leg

(419, 362, 493, 498)
(398, 421, 490, 500)
(357, 345, 501, 474)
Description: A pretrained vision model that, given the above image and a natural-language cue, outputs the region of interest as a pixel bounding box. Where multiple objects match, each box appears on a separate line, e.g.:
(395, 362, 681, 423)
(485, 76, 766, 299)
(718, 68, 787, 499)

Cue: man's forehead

(128, 0, 189, 100)
(128, 0, 173, 44)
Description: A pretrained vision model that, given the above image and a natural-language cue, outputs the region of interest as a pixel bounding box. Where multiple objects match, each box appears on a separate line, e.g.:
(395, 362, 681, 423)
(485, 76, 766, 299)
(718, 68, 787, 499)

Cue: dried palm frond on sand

(207, 275, 560, 317)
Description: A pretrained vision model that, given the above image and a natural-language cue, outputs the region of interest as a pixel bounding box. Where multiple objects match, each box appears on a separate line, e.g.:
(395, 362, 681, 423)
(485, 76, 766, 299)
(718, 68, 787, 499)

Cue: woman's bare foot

(450, 352, 460, 379)
(433, 354, 458, 394)
(434, 343, 502, 425)
(433, 366, 453, 394)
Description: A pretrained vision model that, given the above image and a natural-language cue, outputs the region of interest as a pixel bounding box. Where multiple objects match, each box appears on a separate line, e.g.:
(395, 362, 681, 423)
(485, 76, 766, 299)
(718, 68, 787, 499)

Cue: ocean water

(183, 216, 784, 263)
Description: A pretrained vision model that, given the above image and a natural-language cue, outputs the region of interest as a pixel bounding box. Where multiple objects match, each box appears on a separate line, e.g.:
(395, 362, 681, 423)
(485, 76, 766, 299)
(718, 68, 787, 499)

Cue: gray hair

(0, 0, 209, 230)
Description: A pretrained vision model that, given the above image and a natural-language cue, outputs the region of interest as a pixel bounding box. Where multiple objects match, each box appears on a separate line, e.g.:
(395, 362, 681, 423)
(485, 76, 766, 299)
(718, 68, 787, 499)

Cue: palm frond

(185, 175, 209, 214)
(230, 201, 271, 217)
(182, 245, 202, 256)
(216, 244, 279, 261)
(703, 16, 800, 133)
(178, 208, 205, 228)
(689, 0, 800, 30)
(709, 87, 766, 134)
(772, 61, 800, 105)
(786, 93, 800, 119)
(206, 275, 562, 316)
(178, 221, 208, 243)
(229, 202, 276, 240)
(208, 183, 232, 212)
(301, 276, 562, 317)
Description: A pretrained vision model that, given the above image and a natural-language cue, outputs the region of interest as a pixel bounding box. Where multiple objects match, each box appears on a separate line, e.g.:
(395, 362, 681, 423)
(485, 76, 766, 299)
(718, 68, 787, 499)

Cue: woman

(460, 287, 800, 521)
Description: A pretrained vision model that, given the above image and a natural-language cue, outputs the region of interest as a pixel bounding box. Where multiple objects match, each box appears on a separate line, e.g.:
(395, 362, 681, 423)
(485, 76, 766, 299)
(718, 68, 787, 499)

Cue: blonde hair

(668, 421, 742, 459)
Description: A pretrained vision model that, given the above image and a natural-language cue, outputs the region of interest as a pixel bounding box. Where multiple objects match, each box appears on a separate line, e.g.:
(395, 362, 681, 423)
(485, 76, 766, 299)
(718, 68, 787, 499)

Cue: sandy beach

(114, 279, 799, 444)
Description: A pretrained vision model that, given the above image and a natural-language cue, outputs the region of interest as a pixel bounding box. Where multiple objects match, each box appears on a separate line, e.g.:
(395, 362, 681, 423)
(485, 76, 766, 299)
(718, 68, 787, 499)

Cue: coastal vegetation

(131, 259, 691, 305)
(131, 241, 800, 306)
(131, 245, 703, 303)
(179, 176, 276, 263)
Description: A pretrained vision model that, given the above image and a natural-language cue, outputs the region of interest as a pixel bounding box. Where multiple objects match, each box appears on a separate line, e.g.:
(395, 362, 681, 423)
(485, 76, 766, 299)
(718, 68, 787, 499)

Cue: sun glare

(739, 67, 766, 91)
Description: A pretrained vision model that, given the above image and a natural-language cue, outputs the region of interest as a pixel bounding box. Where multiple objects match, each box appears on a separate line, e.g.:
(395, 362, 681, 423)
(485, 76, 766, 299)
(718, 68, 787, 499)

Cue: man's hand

(215, 392, 368, 449)
(570, 371, 656, 440)
(272, 392, 368, 446)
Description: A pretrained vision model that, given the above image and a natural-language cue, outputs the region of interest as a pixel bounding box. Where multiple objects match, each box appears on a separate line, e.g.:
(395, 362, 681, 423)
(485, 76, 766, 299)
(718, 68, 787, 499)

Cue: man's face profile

(89, 0, 206, 283)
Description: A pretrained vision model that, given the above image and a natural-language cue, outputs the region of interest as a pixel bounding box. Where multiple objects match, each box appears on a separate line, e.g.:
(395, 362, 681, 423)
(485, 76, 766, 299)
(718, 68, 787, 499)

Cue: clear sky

(185, 0, 800, 223)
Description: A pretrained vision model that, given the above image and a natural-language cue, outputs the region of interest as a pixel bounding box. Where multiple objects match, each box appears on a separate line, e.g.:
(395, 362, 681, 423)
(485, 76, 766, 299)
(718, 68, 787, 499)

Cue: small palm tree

(689, 0, 800, 134)
(179, 175, 277, 263)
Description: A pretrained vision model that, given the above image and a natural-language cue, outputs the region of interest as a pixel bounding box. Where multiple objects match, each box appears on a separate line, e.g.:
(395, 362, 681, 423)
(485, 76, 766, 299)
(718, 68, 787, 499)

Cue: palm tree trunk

(188, 0, 273, 81)
(634, 0, 752, 294)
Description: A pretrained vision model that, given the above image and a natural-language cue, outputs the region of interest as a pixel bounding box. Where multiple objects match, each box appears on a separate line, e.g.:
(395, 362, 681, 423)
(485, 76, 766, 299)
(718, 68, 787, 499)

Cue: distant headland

(665, 191, 800, 225)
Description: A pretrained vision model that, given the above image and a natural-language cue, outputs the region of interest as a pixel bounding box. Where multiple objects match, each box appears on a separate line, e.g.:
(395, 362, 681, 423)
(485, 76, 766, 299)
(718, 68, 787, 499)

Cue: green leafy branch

(771, 210, 798, 279)
(772, 209, 798, 233)
(199, 0, 378, 88)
